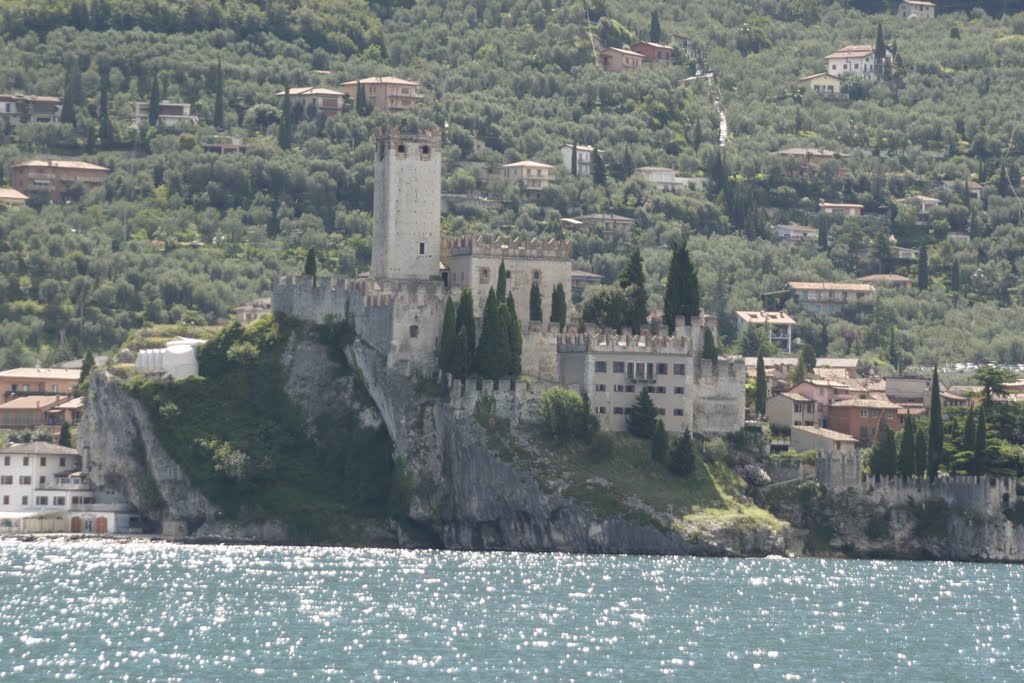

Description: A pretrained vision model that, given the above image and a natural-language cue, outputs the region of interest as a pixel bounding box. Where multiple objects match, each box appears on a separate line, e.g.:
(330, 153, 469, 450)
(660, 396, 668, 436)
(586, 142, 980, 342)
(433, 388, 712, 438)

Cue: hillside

(2, 0, 1024, 370)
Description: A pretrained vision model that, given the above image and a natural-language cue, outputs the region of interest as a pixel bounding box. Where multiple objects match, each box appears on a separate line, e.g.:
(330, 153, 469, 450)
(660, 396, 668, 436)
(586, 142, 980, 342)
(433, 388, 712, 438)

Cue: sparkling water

(0, 539, 1020, 681)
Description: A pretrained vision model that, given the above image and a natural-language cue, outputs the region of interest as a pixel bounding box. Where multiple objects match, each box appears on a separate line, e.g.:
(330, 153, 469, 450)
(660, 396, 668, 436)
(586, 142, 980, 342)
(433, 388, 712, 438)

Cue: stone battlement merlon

(442, 235, 572, 260)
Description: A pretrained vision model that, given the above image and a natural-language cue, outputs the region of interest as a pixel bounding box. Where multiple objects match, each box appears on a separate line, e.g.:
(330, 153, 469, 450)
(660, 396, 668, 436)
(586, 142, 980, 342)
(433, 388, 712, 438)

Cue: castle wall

(692, 358, 746, 435)
(444, 374, 552, 426)
(442, 236, 572, 325)
(520, 322, 562, 384)
(815, 450, 1016, 517)
(372, 128, 442, 281)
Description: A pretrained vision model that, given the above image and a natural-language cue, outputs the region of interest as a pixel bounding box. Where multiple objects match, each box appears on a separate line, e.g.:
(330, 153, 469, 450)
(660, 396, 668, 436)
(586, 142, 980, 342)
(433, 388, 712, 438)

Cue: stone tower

(371, 127, 442, 281)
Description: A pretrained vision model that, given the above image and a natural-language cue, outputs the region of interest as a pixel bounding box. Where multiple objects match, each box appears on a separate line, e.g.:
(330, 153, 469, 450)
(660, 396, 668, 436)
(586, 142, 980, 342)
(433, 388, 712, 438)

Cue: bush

(539, 387, 598, 440)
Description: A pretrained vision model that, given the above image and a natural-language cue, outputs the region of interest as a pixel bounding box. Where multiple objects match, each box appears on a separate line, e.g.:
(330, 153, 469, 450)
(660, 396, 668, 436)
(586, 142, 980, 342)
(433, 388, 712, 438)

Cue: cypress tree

(278, 82, 293, 149)
(871, 421, 898, 476)
(928, 365, 943, 478)
(456, 288, 476, 351)
(439, 298, 457, 373)
(550, 284, 567, 331)
(915, 427, 928, 477)
(651, 419, 668, 462)
(898, 416, 916, 477)
(627, 388, 658, 438)
(918, 241, 929, 289)
(451, 329, 471, 379)
(304, 247, 317, 286)
(619, 248, 646, 290)
(650, 10, 662, 42)
(754, 352, 767, 417)
(529, 282, 542, 322)
(975, 405, 987, 458)
(475, 289, 510, 379)
(78, 350, 95, 388)
(60, 61, 77, 125)
(496, 259, 507, 300)
(356, 82, 372, 116)
(669, 429, 696, 476)
(98, 62, 113, 148)
(571, 141, 578, 177)
(59, 423, 72, 448)
(148, 72, 161, 126)
(505, 292, 522, 377)
(664, 241, 690, 333)
(963, 404, 976, 452)
(592, 148, 607, 185)
(874, 23, 886, 66)
(619, 249, 648, 332)
(213, 57, 225, 129)
(702, 327, 717, 362)
(950, 258, 961, 292)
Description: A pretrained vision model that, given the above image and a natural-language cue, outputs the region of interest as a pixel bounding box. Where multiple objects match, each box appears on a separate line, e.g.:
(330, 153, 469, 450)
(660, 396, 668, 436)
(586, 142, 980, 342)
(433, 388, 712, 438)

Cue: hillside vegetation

(1, 0, 1024, 369)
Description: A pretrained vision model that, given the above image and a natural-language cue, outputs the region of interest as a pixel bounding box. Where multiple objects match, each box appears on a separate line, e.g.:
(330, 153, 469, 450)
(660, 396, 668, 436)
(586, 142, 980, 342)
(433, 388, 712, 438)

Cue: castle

(273, 127, 745, 435)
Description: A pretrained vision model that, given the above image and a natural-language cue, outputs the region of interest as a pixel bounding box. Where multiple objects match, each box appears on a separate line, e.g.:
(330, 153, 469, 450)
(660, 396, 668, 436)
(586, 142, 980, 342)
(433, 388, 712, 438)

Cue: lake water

(0, 540, 1020, 681)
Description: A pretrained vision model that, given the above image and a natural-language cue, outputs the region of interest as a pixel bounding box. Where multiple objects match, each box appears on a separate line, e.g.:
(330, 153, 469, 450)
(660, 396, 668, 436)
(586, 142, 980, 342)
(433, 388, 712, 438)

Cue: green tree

(870, 421, 898, 476)
(650, 10, 662, 42)
(754, 352, 767, 417)
(550, 283, 567, 331)
(58, 422, 72, 448)
(496, 259, 507, 300)
(649, 419, 668, 463)
(592, 148, 607, 185)
(456, 288, 476, 352)
(452, 328, 471, 379)
(702, 327, 717, 362)
(581, 285, 628, 330)
(963, 404, 976, 451)
(529, 282, 542, 322)
(356, 82, 372, 116)
(304, 247, 317, 285)
(918, 242, 929, 289)
(77, 350, 95, 396)
(975, 404, 987, 459)
(98, 62, 113, 148)
(618, 249, 648, 332)
(915, 427, 928, 477)
(669, 429, 696, 476)
(874, 23, 886, 65)
(627, 388, 658, 438)
(975, 366, 1015, 407)
(60, 59, 78, 125)
(539, 387, 597, 439)
(148, 72, 161, 126)
(475, 289, 510, 379)
(950, 258, 961, 292)
(570, 141, 578, 177)
(928, 365, 943, 477)
(439, 298, 457, 373)
(213, 57, 225, 129)
(278, 82, 293, 149)
(663, 241, 700, 332)
(504, 292, 522, 377)
(898, 415, 916, 477)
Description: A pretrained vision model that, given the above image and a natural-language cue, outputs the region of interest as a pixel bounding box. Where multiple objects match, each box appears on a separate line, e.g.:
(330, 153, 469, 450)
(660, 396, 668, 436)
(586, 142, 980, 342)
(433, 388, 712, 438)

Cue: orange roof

(12, 159, 108, 171)
(341, 76, 419, 87)
(787, 281, 875, 292)
(736, 311, 796, 325)
(826, 45, 875, 60)
(0, 395, 66, 410)
(830, 398, 901, 410)
(0, 187, 28, 201)
(0, 367, 81, 381)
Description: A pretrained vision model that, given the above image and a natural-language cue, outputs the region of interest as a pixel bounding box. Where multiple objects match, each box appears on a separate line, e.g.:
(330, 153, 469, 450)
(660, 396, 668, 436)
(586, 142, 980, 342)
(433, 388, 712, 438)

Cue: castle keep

(273, 127, 746, 435)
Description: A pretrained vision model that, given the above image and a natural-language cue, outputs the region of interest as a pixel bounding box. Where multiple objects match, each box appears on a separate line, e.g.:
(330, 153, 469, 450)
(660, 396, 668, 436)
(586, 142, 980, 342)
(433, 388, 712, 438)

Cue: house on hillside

(559, 144, 599, 177)
(857, 273, 913, 289)
(0, 93, 61, 126)
(941, 179, 983, 201)
(11, 160, 109, 203)
(775, 147, 849, 177)
(0, 368, 80, 403)
(773, 223, 819, 242)
(275, 87, 349, 117)
(599, 47, 644, 72)
(202, 135, 246, 154)
(634, 167, 707, 192)
(735, 311, 796, 353)
(341, 77, 422, 111)
(0, 187, 28, 206)
(234, 297, 272, 324)
(899, 194, 941, 219)
(630, 41, 674, 64)
(791, 425, 858, 455)
(571, 213, 636, 241)
(787, 281, 875, 315)
(826, 45, 891, 82)
(767, 391, 818, 430)
(571, 271, 604, 304)
(500, 160, 554, 191)
(133, 101, 199, 127)
(798, 73, 845, 96)
(828, 398, 904, 444)
(898, 0, 935, 18)
(819, 201, 863, 217)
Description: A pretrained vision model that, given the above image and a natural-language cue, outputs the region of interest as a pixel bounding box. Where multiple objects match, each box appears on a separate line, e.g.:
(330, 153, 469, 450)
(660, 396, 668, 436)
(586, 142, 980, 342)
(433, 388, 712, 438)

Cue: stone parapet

(442, 235, 571, 260)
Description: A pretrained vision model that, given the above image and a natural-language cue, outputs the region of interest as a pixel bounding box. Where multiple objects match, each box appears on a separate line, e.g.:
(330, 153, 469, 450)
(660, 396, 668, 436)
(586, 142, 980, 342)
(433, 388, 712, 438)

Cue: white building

(825, 45, 890, 82)
(635, 167, 707, 193)
(0, 442, 137, 534)
(773, 223, 819, 242)
(500, 160, 554, 191)
(897, 0, 935, 18)
(133, 101, 199, 127)
(560, 144, 598, 177)
(735, 311, 796, 353)
(135, 337, 205, 379)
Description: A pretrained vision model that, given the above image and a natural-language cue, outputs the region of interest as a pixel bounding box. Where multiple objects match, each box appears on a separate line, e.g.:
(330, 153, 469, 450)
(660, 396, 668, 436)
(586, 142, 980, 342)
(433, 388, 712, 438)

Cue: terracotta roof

(12, 159, 109, 171)
(787, 281, 875, 292)
(830, 398, 901, 409)
(775, 223, 818, 233)
(502, 160, 553, 169)
(631, 41, 674, 50)
(857, 274, 913, 283)
(600, 47, 645, 57)
(0, 188, 28, 201)
(53, 396, 84, 410)
(792, 425, 858, 442)
(636, 166, 676, 172)
(0, 93, 61, 103)
(776, 147, 847, 158)
(0, 395, 67, 410)
(275, 87, 345, 96)
(0, 441, 79, 456)
(901, 0, 935, 6)
(798, 73, 842, 82)
(826, 45, 875, 60)
(577, 213, 635, 222)
(0, 367, 81, 381)
(776, 391, 814, 403)
(341, 76, 419, 86)
(819, 201, 864, 209)
(736, 311, 796, 325)
(561, 143, 597, 152)
(571, 270, 604, 280)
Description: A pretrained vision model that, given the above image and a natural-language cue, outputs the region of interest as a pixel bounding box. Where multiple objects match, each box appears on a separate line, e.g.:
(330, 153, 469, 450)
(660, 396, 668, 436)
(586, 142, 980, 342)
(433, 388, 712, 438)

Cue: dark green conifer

(871, 421, 898, 476)
(504, 292, 522, 377)
(669, 429, 696, 476)
(59, 423, 72, 448)
(496, 260, 507, 300)
(754, 352, 767, 417)
(550, 284, 567, 331)
(592, 149, 607, 185)
(963, 404, 975, 452)
(475, 289, 510, 379)
(148, 72, 161, 126)
(928, 365, 943, 477)
(304, 247, 317, 285)
(898, 416, 916, 477)
(213, 57, 225, 129)
(456, 288, 476, 350)
(627, 388, 658, 438)
(915, 427, 928, 477)
(529, 282, 542, 322)
(702, 327, 717, 362)
(439, 298, 457, 373)
(651, 419, 668, 462)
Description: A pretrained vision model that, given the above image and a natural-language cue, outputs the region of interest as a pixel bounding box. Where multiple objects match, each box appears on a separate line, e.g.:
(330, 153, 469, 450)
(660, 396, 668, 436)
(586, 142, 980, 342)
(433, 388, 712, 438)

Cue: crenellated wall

(816, 450, 1016, 517)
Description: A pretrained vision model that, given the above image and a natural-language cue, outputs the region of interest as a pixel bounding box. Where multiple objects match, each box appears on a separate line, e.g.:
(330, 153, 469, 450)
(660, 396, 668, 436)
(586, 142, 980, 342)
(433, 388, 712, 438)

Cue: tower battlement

(442, 235, 571, 260)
